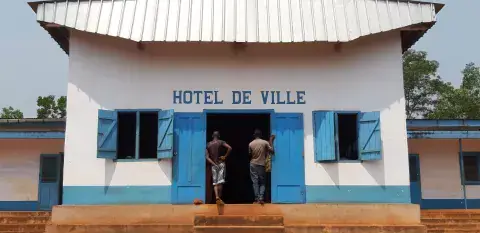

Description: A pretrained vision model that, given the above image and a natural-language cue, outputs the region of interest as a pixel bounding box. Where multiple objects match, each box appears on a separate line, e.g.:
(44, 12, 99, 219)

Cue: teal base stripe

(421, 199, 480, 209)
(63, 186, 171, 205)
(306, 185, 411, 203)
(0, 201, 38, 211)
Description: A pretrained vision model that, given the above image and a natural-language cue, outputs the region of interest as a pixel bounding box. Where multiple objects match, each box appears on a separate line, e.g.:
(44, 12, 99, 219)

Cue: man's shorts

(212, 162, 226, 185)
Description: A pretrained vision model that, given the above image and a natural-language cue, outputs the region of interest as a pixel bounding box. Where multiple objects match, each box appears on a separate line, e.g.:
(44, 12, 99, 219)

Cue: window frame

(461, 152, 480, 185)
(334, 111, 361, 163)
(115, 109, 160, 161)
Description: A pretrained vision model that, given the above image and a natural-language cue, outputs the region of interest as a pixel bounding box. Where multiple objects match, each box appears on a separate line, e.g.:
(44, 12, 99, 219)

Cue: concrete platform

(46, 204, 424, 233)
(50, 204, 421, 225)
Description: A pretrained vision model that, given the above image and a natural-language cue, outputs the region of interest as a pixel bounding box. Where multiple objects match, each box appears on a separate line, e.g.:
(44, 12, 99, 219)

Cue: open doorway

(206, 113, 271, 204)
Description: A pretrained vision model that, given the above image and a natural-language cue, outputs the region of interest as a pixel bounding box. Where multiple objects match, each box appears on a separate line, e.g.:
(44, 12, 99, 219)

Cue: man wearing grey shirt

(249, 129, 275, 204)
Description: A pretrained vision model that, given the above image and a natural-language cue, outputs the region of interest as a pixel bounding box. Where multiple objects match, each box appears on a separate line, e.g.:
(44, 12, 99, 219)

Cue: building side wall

(64, 30, 408, 204)
(0, 139, 64, 201)
(408, 139, 480, 208)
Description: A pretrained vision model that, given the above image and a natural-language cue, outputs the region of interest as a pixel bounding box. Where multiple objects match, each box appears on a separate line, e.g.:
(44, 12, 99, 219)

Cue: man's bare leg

(214, 185, 220, 199)
(218, 184, 223, 198)
(214, 184, 224, 205)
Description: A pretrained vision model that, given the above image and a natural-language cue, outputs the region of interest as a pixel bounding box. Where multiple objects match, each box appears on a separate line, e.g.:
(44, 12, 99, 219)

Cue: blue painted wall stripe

(407, 119, 480, 129)
(306, 185, 411, 203)
(0, 131, 65, 139)
(420, 199, 480, 209)
(63, 186, 171, 205)
(0, 201, 38, 211)
(408, 131, 480, 139)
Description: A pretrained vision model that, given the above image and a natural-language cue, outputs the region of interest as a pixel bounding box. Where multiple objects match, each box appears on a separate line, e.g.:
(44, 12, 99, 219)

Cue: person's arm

(268, 135, 276, 155)
(223, 142, 232, 160)
(220, 142, 232, 161)
(206, 149, 217, 166)
(248, 144, 253, 160)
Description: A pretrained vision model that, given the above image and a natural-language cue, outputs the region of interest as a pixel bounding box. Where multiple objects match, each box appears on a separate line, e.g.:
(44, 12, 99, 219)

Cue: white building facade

(29, 0, 443, 206)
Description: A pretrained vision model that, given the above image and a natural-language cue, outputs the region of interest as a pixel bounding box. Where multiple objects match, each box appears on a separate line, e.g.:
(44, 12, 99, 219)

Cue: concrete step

(426, 223, 480, 231)
(284, 225, 426, 233)
(194, 215, 284, 226)
(0, 232, 45, 233)
(422, 214, 480, 219)
(0, 224, 46, 232)
(194, 226, 284, 233)
(46, 224, 192, 233)
(203, 204, 282, 216)
(427, 230, 480, 233)
(0, 212, 51, 217)
(422, 210, 480, 219)
(0, 216, 50, 224)
(422, 218, 480, 224)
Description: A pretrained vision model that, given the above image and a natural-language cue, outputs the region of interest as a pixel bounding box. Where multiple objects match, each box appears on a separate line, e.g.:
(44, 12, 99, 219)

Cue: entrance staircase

(422, 210, 480, 232)
(0, 212, 51, 233)
(40, 204, 428, 233)
(194, 215, 284, 233)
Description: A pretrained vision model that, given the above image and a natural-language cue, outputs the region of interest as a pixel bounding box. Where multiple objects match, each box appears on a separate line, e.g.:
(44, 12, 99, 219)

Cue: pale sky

(0, 0, 477, 117)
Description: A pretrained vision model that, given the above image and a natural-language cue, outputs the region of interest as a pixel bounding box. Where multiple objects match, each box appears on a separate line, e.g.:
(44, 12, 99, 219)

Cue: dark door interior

(206, 113, 270, 204)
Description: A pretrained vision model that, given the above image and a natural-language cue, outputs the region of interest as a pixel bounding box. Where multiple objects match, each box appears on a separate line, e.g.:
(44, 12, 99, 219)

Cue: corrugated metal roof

(0, 119, 66, 124)
(32, 0, 441, 43)
(0, 119, 66, 132)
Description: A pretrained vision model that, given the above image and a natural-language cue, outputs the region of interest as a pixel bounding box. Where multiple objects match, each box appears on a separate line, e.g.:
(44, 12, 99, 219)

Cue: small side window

(139, 112, 159, 159)
(98, 109, 171, 160)
(337, 113, 359, 161)
(117, 111, 159, 160)
(463, 154, 480, 183)
(117, 112, 137, 159)
(313, 110, 382, 162)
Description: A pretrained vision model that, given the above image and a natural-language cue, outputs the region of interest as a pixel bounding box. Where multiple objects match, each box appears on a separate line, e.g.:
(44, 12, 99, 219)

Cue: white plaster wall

(0, 139, 64, 201)
(64, 30, 409, 187)
(408, 139, 480, 199)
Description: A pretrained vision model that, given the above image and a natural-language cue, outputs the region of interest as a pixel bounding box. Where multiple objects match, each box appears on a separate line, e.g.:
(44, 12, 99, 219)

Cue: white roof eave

(31, 0, 441, 44)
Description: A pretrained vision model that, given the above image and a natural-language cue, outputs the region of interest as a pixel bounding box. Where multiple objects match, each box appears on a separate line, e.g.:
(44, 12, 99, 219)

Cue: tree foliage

(403, 50, 445, 118)
(37, 95, 67, 119)
(403, 50, 480, 119)
(0, 106, 24, 119)
(427, 63, 480, 119)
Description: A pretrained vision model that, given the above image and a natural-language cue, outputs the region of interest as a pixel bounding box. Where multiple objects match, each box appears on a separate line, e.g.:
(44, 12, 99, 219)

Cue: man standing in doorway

(206, 131, 232, 205)
(249, 129, 275, 204)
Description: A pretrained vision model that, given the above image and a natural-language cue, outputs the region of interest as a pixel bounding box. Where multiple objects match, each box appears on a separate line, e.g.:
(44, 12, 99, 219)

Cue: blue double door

(172, 112, 306, 204)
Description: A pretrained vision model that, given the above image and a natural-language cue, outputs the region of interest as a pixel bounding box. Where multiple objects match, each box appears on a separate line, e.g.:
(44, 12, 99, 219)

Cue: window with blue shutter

(97, 109, 173, 160)
(312, 110, 382, 162)
(157, 109, 174, 159)
(313, 111, 336, 162)
(97, 109, 118, 159)
(358, 111, 382, 161)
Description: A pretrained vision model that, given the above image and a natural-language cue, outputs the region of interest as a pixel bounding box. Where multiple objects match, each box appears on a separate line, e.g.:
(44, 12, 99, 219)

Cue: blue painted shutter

(158, 109, 174, 159)
(313, 111, 336, 162)
(97, 109, 118, 159)
(358, 111, 382, 160)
